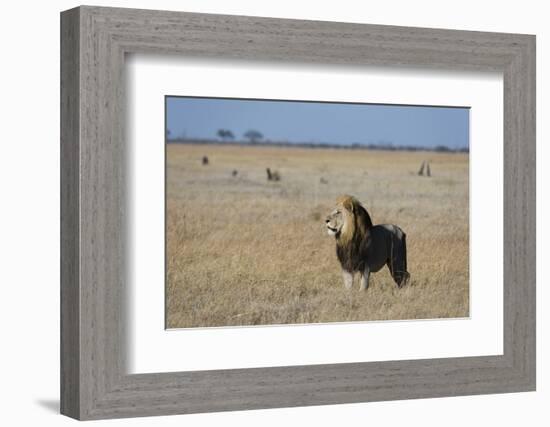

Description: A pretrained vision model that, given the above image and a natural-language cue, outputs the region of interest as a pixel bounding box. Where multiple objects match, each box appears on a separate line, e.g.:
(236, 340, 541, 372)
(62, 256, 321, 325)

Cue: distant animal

(325, 195, 409, 290)
(266, 167, 281, 181)
(232, 169, 238, 177)
(417, 161, 425, 176)
(202, 156, 209, 165)
(320, 177, 329, 184)
(418, 160, 431, 177)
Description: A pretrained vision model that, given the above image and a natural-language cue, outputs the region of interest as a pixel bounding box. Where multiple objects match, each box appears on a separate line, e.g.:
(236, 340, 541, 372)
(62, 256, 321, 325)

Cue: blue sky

(166, 96, 469, 149)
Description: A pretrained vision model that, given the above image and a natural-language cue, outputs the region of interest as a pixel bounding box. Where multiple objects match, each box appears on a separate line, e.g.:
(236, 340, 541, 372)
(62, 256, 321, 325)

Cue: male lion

(325, 195, 410, 290)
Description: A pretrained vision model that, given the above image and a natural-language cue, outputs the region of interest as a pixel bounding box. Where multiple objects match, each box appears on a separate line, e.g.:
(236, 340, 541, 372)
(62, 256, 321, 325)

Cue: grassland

(166, 143, 469, 328)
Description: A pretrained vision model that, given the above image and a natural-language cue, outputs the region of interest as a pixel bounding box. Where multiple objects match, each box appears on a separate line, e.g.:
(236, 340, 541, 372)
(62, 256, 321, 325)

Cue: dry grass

(166, 143, 469, 328)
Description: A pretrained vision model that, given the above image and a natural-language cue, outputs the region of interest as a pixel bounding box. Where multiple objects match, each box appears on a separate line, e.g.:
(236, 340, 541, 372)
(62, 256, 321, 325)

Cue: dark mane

(356, 203, 373, 229)
(336, 196, 373, 273)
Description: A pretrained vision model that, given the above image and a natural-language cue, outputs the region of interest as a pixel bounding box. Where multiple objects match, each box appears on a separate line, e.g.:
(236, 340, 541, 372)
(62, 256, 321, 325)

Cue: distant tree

(434, 145, 451, 152)
(217, 129, 235, 142)
(244, 129, 263, 144)
(166, 129, 171, 139)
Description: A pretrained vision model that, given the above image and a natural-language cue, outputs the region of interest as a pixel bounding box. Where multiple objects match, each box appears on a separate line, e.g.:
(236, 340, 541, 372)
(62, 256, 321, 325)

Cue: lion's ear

(342, 197, 354, 213)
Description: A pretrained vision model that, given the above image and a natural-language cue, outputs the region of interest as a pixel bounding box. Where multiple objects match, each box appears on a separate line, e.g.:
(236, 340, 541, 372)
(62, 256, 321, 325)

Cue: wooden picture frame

(60, 5, 536, 420)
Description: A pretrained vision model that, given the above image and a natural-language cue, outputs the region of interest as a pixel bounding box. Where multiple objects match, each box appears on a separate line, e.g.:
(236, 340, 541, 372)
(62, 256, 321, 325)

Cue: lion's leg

(342, 270, 354, 290)
(359, 267, 370, 291)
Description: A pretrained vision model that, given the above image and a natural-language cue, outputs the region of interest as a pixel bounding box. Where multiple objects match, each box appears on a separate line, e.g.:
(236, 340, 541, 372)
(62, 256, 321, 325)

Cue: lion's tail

(402, 232, 407, 275)
(391, 228, 408, 287)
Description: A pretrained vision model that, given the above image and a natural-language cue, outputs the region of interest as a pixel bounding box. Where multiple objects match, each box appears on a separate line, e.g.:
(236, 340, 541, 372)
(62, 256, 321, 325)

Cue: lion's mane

(335, 195, 374, 273)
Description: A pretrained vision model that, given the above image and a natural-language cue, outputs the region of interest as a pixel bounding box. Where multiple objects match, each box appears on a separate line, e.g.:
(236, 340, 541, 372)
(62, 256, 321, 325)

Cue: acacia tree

(243, 129, 263, 144)
(217, 129, 235, 142)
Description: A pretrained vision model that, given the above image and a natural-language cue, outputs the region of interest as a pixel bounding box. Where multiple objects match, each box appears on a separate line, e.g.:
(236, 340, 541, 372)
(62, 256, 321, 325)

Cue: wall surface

(0, 0, 546, 425)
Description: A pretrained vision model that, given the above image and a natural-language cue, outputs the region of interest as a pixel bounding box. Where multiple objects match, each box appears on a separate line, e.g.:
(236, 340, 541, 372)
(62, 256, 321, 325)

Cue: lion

(325, 195, 410, 290)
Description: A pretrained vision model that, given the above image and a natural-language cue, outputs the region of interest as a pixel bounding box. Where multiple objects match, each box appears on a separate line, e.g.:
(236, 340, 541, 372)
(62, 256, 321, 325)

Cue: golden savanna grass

(166, 143, 469, 328)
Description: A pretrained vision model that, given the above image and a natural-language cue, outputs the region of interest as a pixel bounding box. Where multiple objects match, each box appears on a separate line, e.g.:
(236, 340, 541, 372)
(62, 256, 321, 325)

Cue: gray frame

(60, 5, 536, 420)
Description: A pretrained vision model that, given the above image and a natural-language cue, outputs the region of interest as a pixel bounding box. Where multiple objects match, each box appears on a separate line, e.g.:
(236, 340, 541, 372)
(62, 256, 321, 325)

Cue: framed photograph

(60, 6, 535, 420)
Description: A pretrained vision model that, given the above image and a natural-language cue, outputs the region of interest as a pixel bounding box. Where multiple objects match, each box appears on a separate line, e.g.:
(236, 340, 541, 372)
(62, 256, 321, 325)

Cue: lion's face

(325, 195, 373, 243)
(325, 204, 349, 237)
